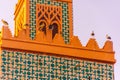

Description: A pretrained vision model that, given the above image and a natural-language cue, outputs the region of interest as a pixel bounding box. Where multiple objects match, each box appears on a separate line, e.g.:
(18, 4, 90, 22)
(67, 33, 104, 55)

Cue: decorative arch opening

(49, 23, 58, 39)
(38, 21, 47, 35)
(36, 4, 62, 39)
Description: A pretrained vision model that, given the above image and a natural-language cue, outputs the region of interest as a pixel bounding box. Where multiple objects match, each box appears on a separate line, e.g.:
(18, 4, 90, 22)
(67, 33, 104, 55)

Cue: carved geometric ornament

(36, 4, 62, 39)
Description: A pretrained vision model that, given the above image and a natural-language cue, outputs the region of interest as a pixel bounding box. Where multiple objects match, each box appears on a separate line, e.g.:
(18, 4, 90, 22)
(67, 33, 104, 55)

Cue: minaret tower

(0, 0, 115, 80)
(14, 0, 73, 44)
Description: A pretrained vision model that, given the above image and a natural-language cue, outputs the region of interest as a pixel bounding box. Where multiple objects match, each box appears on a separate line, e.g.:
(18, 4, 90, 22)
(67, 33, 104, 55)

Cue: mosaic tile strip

(1, 50, 114, 80)
(29, 0, 70, 43)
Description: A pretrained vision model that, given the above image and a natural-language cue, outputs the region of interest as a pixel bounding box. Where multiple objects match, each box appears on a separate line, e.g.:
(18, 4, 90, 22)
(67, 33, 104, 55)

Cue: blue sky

(0, 0, 120, 79)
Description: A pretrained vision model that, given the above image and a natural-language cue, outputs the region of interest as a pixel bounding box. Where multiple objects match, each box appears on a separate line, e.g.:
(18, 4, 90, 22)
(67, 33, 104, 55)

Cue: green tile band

(1, 50, 114, 80)
(29, 0, 70, 43)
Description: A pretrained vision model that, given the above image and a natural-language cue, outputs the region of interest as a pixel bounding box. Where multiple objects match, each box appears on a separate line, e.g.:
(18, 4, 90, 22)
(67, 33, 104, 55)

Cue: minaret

(0, 0, 115, 80)
(14, 0, 73, 44)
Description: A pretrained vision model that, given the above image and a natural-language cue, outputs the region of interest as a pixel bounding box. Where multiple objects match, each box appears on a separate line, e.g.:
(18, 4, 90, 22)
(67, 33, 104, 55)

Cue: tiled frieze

(1, 50, 114, 80)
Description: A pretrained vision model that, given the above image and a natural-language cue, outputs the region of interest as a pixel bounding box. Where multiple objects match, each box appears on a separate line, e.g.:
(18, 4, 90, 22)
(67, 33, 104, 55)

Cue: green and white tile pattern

(29, 0, 70, 43)
(1, 50, 114, 80)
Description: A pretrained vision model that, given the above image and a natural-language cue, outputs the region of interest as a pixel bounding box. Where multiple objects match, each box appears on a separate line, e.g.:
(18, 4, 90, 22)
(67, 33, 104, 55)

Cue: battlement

(0, 25, 116, 64)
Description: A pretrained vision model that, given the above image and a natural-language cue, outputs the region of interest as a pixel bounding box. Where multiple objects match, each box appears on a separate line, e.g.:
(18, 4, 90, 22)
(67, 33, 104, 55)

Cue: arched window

(49, 23, 58, 39)
(39, 22, 46, 35)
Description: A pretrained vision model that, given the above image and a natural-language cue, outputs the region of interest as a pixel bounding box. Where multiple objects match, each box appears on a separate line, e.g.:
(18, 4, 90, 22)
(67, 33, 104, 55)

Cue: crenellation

(86, 38, 99, 50)
(0, 25, 114, 52)
(1, 26, 12, 39)
(70, 36, 82, 47)
(103, 40, 113, 52)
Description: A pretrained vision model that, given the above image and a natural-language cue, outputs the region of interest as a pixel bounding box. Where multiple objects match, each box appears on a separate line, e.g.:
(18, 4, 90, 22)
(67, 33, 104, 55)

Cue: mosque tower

(14, 0, 73, 44)
(0, 0, 115, 80)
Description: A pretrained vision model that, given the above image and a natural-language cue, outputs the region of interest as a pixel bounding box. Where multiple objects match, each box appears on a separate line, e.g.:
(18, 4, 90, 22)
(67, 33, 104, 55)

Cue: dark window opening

(49, 23, 58, 39)
(39, 22, 46, 35)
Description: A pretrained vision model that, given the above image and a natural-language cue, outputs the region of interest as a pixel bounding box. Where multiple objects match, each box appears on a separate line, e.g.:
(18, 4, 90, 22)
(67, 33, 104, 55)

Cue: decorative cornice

(0, 26, 116, 64)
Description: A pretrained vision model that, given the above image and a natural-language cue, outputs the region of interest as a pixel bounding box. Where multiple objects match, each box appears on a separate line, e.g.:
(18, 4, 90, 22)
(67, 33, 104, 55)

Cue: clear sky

(0, 0, 120, 79)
